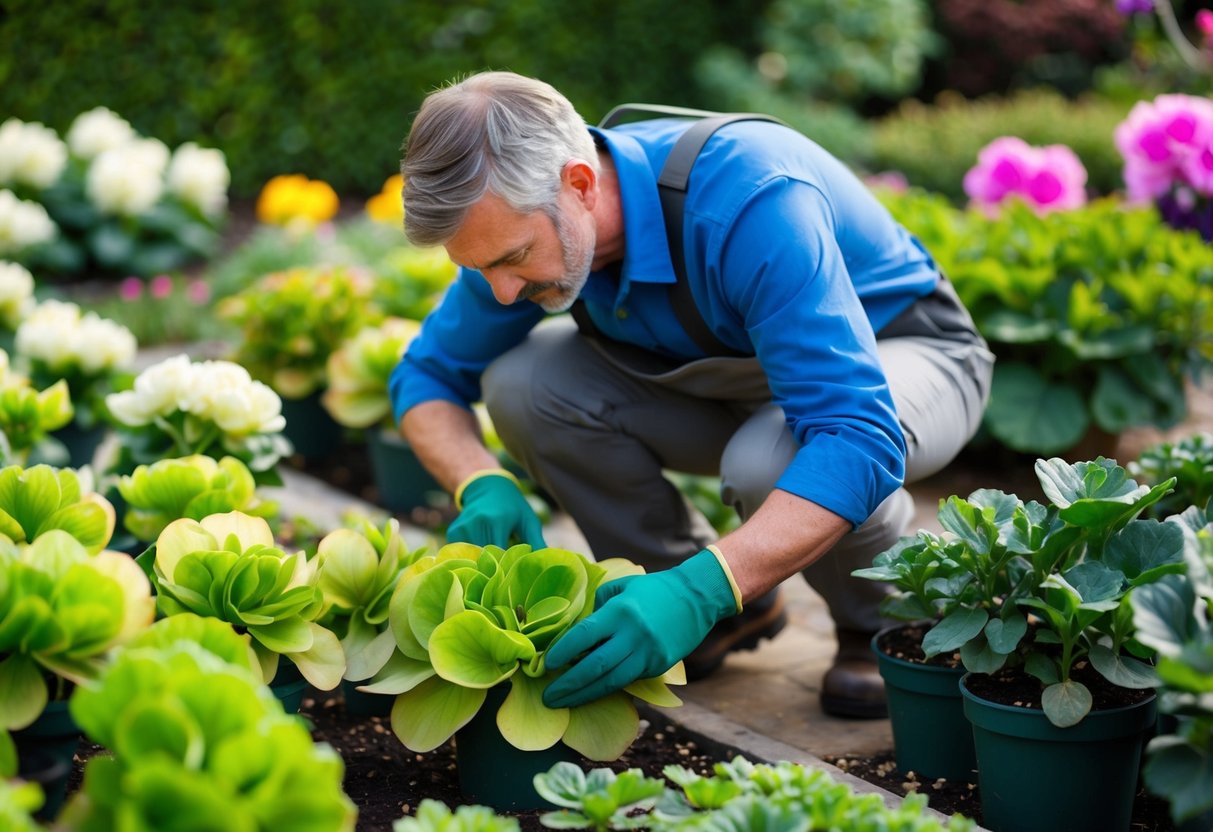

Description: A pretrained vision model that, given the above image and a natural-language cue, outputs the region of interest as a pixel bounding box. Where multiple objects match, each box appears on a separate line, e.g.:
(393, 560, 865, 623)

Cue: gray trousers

(483, 292, 993, 633)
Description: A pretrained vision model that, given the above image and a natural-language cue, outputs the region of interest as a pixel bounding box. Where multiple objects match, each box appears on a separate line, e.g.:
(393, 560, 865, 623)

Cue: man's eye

(504, 250, 528, 266)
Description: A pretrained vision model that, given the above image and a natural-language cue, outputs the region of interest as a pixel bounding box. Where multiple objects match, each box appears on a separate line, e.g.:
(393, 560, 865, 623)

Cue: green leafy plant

(0, 528, 154, 730)
(0, 352, 73, 466)
(371, 245, 459, 322)
(314, 518, 427, 686)
(104, 354, 292, 482)
(116, 454, 278, 544)
(322, 317, 420, 430)
(879, 190, 1213, 457)
(151, 510, 346, 690)
(394, 800, 520, 832)
(1129, 431, 1213, 518)
(0, 464, 116, 554)
(534, 756, 978, 832)
(362, 542, 684, 761)
(61, 617, 356, 831)
(217, 265, 381, 401)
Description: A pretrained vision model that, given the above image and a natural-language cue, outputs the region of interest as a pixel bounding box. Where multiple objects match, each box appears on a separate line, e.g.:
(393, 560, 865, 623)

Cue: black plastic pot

(269, 660, 311, 715)
(366, 427, 442, 513)
(280, 391, 344, 460)
(454, 685, 581, 811)
(341, 678, 393, 717)
(961, 672, 1157, 832)
(872, 625, 976, 782)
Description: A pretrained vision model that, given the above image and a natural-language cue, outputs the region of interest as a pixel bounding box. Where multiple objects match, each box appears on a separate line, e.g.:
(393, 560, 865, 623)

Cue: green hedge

(0, 0, 765, 197)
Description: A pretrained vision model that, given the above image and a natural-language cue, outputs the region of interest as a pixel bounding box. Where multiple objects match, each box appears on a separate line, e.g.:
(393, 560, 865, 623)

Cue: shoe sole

(684, 601, 789, 682)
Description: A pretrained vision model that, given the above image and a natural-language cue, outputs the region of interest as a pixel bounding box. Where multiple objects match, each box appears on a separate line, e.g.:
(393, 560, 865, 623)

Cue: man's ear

(562, 159, 598, 210)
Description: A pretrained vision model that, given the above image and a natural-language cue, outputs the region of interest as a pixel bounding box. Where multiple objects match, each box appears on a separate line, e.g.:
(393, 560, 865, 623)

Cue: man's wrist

(705, 545, 744, 614)
(453, 468, 522, 509)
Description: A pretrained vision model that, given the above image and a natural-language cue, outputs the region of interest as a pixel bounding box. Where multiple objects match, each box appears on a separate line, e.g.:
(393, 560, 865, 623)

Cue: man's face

(445, 191, 594, 313)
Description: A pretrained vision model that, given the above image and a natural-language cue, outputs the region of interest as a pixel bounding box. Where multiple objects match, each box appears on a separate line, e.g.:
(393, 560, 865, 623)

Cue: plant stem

(1155, 0, 1210, 72)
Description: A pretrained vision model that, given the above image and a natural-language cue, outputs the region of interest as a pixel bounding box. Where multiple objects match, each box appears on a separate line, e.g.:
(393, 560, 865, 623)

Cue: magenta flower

(1115, 94, 1213, 201)
(149, 274, 174, 299)
(118, 277, 143, 302)
(1197, 10, 1213, 43)
(963, 137, 1088, 216)
(1115, 0, 1153, 14)
(186, 278, 211, 305)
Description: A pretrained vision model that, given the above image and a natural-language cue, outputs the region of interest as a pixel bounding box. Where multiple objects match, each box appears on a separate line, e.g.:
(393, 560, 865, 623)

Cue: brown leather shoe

(820, 629, 887, 719)
(683, 590, 788, 682)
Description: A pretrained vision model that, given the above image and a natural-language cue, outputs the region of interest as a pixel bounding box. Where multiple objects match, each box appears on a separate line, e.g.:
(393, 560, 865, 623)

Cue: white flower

(105, 353, 195, 426)
(0, 189, 56, 256)
(65, 106, 136, 160)
(179, 360, 254, 418)
(0, 118, 68, 190)
(209, 380, 286, 436)
(15, 299, 137, 377)
(0, 260, 35, 329)
(86, 142, 167, 217)
(76, 315, 137, 374)
(166, 143, 230, 217)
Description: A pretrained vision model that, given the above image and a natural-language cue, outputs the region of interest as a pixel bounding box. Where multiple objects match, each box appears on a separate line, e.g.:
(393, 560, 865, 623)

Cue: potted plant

(59, 615, 357, 831)
(1128, 431, 1213, 519)
(1, 729, 44, 831)
(218, 265, 381, 459)
(150, 510, 346, 711)
(1131, 505, 1213, 830)
(0, 350, 74, 467)
(361, 542, 686, 810)
(313, 517, 427, 716)
(13, 298, 137, 467)
(878, 187, 1213, 459)
(115, 453, 278, 548)
(322, 316, 442, 513)
(949, 456, 1185, 832)
(0, 517, 154, 814)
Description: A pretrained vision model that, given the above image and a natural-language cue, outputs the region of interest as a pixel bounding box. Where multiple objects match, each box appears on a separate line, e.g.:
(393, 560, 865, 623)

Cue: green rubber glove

(542, 548, 741, 709)
(446, 470, 547, 549)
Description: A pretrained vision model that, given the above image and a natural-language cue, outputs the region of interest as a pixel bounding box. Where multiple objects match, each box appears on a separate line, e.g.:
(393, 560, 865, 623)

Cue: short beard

(524, 209, 594, 313)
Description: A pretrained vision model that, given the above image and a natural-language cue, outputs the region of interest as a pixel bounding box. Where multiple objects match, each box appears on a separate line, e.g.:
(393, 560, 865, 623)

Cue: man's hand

(542, 549, 741, 709)
(446, 469, 546, 549)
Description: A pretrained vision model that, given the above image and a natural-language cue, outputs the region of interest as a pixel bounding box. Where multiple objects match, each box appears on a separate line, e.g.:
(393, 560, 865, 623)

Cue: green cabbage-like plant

(0, 464, 115, 554)
(363, 542, 685, 761)
(62, 623, 356, 832)
(152, 510, 345, 690)
(116, 454, 278, 543)
(0, 351, 73, 466)
(394, 800, 520, 832)
(314, 518, 427, 685)
(0, 528, 154, 730)
(322, 317, 419, 430)
(1130, 431, 1213, 519)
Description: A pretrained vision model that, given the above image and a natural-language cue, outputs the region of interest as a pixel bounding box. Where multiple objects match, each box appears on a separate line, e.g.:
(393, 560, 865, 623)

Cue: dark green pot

(454, 685, 581, 811)
(961, 673, 1157, 832)
(873, 626, 976, 782)
(13, 700, 81, 820)
(270, 661, 311, 715)
(280, 391, 344, 460)
(53, 421, 110, 469)
(366, 427, 442, 513)
(342, 679, 393, 717)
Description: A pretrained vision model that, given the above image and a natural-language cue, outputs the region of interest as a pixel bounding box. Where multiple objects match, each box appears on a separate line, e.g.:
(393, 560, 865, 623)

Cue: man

(390, 71, 993, 717)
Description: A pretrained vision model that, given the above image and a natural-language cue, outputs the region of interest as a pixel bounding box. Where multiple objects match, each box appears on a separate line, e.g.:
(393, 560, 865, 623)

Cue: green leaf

(984, 613, 1027, 654)
(1024, 652, 1060, 685)
(1132, 576, 1198, 657)
(984, 363, 1088, 455)
(249, 616, 313, 653)
(0, 653, 48, 730)
(359, 649, 435, 695)
(562, 692, 639, 762)
(497, 671, 568, 751)
(1102, 520, 1186, 586)
(316, 528, 379, 610)
(288, 622, 346, 691)
(960, 634, 1007, 674)
(1143, 738, 1213, 822)
(1042, 679, 1093, 727)
(390, 675, 485, 753)
(428, 610, 534, 688)
(1088, 643, 1158, 689)
(922, 606, 988, 657)
(87, 223, 137, 269)
(1092, 364, 1158, 433)
(533, 761, 590, 809)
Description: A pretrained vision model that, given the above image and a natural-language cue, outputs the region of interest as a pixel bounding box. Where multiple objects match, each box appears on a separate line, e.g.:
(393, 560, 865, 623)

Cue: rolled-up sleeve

(715, 178, 905, 526)
(389, 267, 545, 423)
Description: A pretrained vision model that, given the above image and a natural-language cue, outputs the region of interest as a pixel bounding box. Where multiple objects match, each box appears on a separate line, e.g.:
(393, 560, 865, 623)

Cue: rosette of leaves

(878, 190, 1213, 457)
(116, 454, 278, 544)
(393, 800, 520, 832)
(0, 353, 73, 466)
(314, 517, 427, 684)
(0, 529, 154, 730)
(62, 621, 356, 832)
(869, 456, 1186, 728)
(322, 317, 419, 429)
(364, 542, 685, 761)
(371, 246, 458, 322)
(1129, 431, 1213, 519)
(0, 464, 115, 554)
(218, 265, 382, 401)
(152, 510, 345, 690)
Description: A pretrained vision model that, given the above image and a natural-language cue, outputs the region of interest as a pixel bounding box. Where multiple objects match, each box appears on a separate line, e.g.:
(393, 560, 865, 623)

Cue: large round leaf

(429, 610, 534, 688)
(497, 671, 569, 751)
(562, 692, 639, 761)
(983, 362, 1088, 455)
(391, 675, 485, 753)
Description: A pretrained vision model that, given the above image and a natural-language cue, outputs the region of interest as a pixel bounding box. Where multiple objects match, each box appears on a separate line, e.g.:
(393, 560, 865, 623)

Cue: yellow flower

(365, 174, 404, 224)
(255, 174, 339, 226)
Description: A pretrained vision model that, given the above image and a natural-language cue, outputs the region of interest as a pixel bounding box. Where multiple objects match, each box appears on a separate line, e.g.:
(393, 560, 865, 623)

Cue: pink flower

(186, 278, 211, 305)
(149, 274, 173, 299)
(1115, 94, 1213, 200)
(118, 276, 143, 302)
(963, 136, 1087, 216)
(1197, 9, 1213, 43)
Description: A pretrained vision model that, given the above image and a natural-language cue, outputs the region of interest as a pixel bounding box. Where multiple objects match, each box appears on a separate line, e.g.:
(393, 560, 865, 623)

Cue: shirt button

(616, 307, 629, 319)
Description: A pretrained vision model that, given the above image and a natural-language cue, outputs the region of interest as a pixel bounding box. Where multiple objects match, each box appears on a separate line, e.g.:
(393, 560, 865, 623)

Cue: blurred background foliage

(4, 0, 1197, 201)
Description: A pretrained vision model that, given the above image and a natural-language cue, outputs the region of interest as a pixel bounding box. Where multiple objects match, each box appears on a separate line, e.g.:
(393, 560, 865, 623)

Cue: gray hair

(401, 72, 599, 247)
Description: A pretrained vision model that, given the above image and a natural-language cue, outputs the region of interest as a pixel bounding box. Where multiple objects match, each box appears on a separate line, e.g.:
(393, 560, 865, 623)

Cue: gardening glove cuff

(447, 469, 546, 550)
(541, 548, 742, 709)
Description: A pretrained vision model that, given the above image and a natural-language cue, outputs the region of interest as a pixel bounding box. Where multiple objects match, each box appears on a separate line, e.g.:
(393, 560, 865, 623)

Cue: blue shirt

(390, 118, 941, 526)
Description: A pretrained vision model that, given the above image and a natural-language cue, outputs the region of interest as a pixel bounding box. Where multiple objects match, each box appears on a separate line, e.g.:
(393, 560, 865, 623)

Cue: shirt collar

(589, 126, 676, 286)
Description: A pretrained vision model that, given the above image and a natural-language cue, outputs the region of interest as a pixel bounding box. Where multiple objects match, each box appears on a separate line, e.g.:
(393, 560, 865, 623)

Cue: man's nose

(485, 269, 525, 305)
